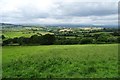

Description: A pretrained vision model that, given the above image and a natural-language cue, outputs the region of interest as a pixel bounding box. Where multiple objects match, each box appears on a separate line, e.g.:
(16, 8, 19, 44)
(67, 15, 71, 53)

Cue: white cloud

(0, 0, 119, 25)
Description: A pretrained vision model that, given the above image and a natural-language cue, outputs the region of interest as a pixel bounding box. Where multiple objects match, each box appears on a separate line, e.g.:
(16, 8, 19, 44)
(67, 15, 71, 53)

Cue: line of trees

(2, 33, 120, 46)
(2, 34, 55, 46)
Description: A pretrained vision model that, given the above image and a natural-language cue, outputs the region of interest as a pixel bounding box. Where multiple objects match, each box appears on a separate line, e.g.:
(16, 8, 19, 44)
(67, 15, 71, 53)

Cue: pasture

(2, 44, 118, 78)
(2, 31, 53, 38)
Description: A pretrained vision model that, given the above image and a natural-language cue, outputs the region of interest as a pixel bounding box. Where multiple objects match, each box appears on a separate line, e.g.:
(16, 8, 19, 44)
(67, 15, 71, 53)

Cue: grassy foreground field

(2, 44, 118, 78)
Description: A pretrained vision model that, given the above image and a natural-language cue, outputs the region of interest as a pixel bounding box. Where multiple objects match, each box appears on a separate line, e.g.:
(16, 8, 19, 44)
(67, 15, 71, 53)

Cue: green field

(2, 44, 118, 78)
(2, 31, 53, 38)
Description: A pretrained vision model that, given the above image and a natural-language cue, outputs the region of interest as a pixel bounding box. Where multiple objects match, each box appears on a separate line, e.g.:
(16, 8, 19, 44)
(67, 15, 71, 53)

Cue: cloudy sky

(0, 0, 119, 25)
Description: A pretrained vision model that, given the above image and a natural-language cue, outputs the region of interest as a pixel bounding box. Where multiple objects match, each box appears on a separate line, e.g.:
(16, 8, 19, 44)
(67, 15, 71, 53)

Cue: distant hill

(0, 23, 22, 27)
(44, 24, 118, 28)
(0, 23, 118, 28)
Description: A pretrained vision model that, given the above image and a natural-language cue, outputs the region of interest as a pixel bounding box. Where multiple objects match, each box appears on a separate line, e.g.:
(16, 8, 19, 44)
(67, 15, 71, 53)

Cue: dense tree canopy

(2, 31, 120, 46)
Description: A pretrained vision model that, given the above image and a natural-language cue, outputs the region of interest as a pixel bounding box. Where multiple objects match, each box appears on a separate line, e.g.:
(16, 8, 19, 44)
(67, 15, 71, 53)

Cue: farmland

(1, 23, 119, 78)
(3, 31, 53, 38)
(2, 25, 120, 46)
(2, 44, 118, 78)
(2, 29, 53, 39)
(1, 1, 120, 79)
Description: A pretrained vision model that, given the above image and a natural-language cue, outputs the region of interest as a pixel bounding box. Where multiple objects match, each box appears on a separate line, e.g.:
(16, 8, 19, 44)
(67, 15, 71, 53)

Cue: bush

(12, 37, 18, 43)
(97, 33, 112, 43)
(80, 38, 93, 44)
(112, 31, 120, 36)
(40, 34, 56, 45)
(2, 38, 13, 46)
(30, 35, 41, 44)
(17, 37, 25, 45)
(2, 35, 5, 39)
(107, 37, 117, 43)
(117, 37, 120, 43)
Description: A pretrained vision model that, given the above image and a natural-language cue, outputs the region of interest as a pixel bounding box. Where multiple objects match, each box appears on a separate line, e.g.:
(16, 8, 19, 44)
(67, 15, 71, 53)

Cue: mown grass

(2, 44, 119, 78)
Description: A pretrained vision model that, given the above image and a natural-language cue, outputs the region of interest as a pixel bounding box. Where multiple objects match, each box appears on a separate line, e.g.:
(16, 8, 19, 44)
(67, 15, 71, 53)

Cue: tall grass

(2, 44, 119, 78)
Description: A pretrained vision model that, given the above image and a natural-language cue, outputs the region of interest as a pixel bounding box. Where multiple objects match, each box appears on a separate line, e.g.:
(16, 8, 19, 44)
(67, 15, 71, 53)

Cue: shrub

(30, 35, 41, 44)
(40, 34, 56, 45)
(117, 37, 120, 43)
(2, 38, 13, 46)
(80, 38, 93, 44)
(97, 33, 112, 43)
(107, 37, 117, 43)
(2, 35, 5, 39)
